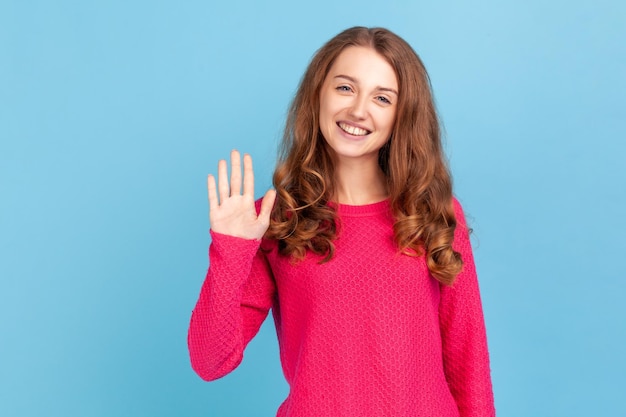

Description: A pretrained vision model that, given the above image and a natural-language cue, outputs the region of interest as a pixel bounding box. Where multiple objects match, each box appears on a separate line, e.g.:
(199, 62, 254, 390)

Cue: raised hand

(207, 150, 276, 240)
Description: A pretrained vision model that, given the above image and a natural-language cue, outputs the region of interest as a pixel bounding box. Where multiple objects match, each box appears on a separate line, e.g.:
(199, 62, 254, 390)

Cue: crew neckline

(332, 199, 391, 216)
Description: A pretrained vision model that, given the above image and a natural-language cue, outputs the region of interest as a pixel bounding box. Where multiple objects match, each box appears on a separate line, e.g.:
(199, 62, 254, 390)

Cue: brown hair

(265, 26, 462, 285)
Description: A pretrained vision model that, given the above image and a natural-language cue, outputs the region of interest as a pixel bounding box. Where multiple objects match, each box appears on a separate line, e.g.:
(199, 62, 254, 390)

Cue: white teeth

(339, 122, 369, 136)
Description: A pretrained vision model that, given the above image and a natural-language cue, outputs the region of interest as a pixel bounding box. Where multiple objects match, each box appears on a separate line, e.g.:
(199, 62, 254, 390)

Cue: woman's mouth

(338, 122, 370, 136)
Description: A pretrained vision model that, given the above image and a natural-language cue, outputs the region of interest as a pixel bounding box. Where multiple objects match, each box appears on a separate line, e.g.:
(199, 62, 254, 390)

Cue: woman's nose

(348, 96, 368, 120)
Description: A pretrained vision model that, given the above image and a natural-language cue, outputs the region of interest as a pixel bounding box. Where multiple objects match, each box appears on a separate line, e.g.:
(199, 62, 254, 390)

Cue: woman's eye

(336, 85, 352, 92)
(376, 96, 391, 104)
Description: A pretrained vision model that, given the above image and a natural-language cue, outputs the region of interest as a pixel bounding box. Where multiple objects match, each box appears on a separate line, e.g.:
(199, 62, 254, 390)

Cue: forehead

(326, 46, 398, 89)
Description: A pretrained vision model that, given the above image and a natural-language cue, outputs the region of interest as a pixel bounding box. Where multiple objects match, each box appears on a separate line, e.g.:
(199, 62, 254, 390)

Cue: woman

(188, 26, 495, 417)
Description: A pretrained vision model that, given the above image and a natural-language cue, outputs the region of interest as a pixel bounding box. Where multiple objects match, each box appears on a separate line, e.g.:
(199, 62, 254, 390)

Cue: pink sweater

(188, 199, 495, 417)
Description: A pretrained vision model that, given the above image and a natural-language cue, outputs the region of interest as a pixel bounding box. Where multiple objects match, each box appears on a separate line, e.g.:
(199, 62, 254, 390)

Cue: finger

(258, 189, 277, 223)
(207, 174, 219, 211)
(217, 159, 229, 203)
(230, 149, 242, 196)
(242, 153, 255, 197)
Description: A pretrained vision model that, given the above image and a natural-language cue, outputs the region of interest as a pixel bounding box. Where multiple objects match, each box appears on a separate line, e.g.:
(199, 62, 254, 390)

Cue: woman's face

(319, 46, 398, 167)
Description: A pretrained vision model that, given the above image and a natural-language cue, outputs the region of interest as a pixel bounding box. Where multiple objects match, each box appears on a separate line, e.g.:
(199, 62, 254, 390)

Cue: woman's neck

(333, 158, 388, 205)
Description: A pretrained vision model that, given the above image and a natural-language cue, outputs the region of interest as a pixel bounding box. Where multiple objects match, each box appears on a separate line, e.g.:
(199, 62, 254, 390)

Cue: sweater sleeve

(439, 199, 496, 417)
(187, 230, 276, 381)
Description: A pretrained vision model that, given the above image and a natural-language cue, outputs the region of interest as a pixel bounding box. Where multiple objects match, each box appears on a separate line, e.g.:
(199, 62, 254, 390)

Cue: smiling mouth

(338, 122, 371, 136)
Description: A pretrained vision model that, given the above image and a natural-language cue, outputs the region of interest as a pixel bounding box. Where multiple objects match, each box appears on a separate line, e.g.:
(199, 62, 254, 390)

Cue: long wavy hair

(265, 26, 462, 285)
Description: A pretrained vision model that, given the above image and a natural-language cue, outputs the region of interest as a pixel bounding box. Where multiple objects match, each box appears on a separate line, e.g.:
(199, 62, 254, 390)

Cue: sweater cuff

(207, 230, 263, 294)
(209, 230, 262, 256)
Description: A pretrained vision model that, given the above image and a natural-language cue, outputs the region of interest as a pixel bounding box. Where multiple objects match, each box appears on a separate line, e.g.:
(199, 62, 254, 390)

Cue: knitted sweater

(188, 199, 495, 417)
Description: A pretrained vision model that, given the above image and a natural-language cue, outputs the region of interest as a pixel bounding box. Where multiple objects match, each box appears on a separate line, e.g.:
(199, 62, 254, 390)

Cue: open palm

(208, 150, 276, 240)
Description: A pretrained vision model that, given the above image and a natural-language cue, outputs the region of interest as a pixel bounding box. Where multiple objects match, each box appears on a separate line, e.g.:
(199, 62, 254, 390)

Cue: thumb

(258, 189, 277, 223)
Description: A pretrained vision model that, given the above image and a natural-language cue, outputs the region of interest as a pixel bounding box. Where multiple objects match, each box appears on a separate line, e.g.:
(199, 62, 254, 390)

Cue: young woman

(188, 27, 495, 417)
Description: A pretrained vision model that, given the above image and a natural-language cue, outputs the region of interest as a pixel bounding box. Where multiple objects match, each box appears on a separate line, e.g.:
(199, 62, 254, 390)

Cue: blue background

(1, 1, 624, 416)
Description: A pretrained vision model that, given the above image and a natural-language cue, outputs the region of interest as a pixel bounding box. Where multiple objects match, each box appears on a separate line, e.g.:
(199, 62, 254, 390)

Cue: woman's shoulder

(451, 196, 467, 226)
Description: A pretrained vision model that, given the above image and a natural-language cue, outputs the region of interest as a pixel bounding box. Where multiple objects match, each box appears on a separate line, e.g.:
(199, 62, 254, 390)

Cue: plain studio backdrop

(1, 1, 624, 416)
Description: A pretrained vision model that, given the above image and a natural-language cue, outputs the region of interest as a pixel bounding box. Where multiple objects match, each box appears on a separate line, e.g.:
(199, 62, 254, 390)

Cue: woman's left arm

(439, 198, 496, 417)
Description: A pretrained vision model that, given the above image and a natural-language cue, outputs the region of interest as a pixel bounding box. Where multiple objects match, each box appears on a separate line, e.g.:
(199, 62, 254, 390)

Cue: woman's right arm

(187, 150, 277, 381)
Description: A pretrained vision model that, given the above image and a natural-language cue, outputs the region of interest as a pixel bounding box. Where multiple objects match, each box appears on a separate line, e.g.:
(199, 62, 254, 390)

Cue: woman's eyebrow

(334, 74, 398, 96)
